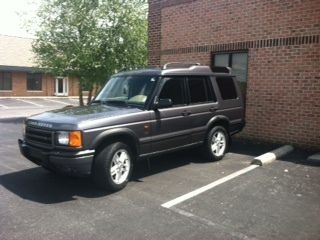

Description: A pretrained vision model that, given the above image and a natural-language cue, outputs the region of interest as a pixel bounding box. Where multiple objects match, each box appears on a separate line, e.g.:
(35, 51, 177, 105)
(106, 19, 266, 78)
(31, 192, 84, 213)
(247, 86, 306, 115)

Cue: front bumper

(18, 139, 95, 176)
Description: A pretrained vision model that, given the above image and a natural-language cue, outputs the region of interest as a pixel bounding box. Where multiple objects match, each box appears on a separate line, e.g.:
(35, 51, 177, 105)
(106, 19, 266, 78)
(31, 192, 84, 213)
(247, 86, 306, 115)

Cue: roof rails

(162, 62, 201, 70)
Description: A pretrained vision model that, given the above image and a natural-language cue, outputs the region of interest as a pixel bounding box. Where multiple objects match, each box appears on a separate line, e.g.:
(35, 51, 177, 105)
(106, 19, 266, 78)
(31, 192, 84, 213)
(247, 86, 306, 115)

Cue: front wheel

(205, 126, 229, 161)
(92, 142, 133, 191)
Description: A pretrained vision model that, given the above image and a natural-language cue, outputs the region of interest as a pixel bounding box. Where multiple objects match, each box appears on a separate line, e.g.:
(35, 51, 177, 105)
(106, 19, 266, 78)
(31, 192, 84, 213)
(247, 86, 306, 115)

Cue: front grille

(25, 126, 53, 147)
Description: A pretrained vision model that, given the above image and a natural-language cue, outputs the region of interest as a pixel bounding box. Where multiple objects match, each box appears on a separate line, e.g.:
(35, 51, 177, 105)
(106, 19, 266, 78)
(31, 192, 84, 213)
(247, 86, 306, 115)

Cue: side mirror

(154, 98, 173, 109)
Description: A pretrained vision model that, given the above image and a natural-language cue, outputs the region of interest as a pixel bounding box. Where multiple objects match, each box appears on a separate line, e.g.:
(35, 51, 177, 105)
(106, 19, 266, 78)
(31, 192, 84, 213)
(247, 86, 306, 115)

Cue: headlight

(57, 131, 82, 148)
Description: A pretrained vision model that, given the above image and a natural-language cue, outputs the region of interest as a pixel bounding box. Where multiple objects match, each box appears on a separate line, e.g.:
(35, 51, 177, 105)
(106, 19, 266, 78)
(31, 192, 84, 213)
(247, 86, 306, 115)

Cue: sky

(0, 0, 40, 38)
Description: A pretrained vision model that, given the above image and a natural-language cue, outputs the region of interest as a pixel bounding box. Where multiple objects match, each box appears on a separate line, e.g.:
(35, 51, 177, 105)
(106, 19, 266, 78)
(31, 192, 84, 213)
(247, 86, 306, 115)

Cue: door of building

(55, 77, 68, 96)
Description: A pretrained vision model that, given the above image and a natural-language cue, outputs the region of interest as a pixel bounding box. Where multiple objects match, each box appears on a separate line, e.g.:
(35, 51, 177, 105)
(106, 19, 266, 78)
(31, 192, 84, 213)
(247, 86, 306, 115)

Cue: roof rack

(162, 62, 201, 70)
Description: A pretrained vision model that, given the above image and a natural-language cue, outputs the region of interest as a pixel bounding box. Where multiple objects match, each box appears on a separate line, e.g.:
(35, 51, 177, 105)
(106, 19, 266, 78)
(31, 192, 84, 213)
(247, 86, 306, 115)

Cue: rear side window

(159, 77, 185, 106)
(188, 77, 216, 104)
(216, 77, 237, 100)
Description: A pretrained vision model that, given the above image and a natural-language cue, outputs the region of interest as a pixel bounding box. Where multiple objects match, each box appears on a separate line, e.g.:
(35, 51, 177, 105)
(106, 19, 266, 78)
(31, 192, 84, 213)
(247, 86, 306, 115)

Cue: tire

(92, 142, 133, 191)
(204, 126, 229, 161)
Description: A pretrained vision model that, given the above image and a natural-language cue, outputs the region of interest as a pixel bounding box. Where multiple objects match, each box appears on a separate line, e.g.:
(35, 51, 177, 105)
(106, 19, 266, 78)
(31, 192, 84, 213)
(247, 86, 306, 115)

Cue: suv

(19, 63, 245, 191)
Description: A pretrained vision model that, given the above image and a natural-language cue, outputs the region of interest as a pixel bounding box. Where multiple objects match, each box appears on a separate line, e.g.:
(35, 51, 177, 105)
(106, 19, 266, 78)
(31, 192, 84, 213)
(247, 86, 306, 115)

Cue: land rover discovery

(19, 63, 245, 191)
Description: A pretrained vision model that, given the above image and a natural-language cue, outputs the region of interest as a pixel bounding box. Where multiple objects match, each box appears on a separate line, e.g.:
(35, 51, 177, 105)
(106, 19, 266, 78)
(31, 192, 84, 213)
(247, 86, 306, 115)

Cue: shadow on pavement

(0, 167, 108, 204)
(0, 138, 291, 204)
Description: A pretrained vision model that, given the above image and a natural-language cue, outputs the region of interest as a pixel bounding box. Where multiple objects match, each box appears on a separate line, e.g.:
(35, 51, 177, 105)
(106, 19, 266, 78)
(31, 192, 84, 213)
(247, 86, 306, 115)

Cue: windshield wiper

(90, 100, 107, 105)
(105, 100, 128, 106)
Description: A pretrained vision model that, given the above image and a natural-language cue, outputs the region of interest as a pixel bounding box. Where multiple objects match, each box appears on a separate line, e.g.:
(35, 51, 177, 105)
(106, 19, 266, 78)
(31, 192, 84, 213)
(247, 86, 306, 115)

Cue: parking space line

(17, 99, 44, 107)
(44, 99, 71, 105)
(161, 165, 259, 209)
(0, 104, 9, 109)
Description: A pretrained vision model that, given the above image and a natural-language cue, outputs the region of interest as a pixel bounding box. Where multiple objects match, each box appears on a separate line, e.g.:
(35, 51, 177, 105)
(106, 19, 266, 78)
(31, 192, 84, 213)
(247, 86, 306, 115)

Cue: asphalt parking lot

(0, 120, 319, 240)
(0, 98, 79, 119)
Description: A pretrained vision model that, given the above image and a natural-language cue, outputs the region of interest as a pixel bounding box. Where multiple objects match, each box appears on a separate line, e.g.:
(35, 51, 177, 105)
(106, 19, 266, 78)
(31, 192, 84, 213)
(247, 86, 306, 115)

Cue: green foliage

(32, 0, 148, 105)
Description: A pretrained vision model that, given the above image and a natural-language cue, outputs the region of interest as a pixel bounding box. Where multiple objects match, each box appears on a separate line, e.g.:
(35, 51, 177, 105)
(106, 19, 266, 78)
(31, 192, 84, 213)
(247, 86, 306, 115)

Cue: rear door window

(187, 77, 216, 104)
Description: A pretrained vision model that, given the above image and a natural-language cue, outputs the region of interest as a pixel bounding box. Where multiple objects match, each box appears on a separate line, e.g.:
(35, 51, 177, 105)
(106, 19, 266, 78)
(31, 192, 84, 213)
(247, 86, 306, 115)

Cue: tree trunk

(87, 85, 94, 105)
(78, 79, 84, 106)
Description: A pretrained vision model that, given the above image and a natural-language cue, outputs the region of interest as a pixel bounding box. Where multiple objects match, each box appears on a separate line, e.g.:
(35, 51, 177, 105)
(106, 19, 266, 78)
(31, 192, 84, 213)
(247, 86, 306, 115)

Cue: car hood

(26, 104, 143, 130)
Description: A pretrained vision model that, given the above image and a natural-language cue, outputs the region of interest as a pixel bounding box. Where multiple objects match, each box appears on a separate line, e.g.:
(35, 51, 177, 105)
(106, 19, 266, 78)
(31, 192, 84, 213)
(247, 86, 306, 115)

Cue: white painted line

(161, 164, 259, 208)
(0, 104, 9, 109)
(17, 99, 44, 107)
(44, 98, 71, 105)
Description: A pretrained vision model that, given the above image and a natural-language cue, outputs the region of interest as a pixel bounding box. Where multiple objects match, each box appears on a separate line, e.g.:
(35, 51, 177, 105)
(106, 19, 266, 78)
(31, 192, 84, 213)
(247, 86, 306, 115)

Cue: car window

(159, 77, 185, 106)
(188, 77, 216, 103)
(94, 75, 158, 107)
(216, 77, 237, 100)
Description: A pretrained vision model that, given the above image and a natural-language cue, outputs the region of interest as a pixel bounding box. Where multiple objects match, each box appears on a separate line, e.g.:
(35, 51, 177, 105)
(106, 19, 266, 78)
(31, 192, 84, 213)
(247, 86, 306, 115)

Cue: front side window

(27, 73, 42, 91)
(0, 72, 12, 90)
(94, 75, 158, 107)
(159, 77, 185, 106)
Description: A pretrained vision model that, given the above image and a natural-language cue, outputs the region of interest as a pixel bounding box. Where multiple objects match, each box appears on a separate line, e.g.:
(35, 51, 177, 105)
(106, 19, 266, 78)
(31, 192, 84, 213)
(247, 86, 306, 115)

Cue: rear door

(186, 76, 218, 143)
(150, 76, 192, 153)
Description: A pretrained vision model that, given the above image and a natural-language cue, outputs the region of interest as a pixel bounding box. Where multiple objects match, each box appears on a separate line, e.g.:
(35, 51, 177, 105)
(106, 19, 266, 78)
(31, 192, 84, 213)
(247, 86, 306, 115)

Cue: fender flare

(91, 128, 140, 155)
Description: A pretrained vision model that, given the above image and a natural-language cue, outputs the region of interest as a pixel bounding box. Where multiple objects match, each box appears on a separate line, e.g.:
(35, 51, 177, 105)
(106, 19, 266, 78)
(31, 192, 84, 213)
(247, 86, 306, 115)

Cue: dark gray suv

(19, 63, 245, 191)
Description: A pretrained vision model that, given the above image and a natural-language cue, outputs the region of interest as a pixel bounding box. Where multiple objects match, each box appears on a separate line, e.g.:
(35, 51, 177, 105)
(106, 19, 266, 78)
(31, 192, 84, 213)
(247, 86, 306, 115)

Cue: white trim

(0, 90, 13, 92)
(55, 77, 69, 96)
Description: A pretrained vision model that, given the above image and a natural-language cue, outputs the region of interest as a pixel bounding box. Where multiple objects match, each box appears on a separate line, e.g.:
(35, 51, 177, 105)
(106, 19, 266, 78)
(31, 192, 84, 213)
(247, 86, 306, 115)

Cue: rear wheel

(92, 142, 133, 191)
(205, 126, 229, 161)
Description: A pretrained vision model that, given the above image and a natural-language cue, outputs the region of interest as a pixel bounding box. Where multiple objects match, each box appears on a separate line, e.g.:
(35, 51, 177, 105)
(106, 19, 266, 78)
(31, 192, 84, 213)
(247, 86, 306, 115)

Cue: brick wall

(148, 0, 320, 149)
(0, 72, 81, 97)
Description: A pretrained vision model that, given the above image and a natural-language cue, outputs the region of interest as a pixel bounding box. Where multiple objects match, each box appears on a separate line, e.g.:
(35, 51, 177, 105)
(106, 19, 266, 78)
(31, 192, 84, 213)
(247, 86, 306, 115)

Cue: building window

(0, 72, 12, 90)
(212, 52, 248, 97)
(27, 73, 42, 91)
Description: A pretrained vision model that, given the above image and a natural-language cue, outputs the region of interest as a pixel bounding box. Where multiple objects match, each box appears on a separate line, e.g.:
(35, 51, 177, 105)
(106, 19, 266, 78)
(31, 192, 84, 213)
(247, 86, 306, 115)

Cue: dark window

(216, 77, 237, 100)
(212, 52, 248, 98)
(0, 72, 12, 90)
(187, 77, 216, 103)
(159, 77, 185, 106)
(27, 73, 42, 91)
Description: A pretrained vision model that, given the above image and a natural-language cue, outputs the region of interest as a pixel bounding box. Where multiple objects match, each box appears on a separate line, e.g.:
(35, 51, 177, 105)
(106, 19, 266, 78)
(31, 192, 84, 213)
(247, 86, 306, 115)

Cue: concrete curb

(251, 145, 294, 166)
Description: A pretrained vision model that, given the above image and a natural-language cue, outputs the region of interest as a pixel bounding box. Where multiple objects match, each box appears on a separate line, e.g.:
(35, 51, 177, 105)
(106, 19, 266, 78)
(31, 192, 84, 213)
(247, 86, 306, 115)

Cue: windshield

(94, 75, 158, 108)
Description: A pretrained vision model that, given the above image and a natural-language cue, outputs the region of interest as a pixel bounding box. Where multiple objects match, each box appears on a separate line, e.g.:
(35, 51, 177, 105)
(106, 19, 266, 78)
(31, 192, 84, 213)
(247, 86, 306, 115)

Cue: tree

(32, 0, 148, 106)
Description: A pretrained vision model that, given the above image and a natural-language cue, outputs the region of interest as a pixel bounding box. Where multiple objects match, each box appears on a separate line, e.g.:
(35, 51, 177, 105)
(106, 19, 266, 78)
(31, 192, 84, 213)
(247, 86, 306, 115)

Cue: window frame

(0, 71, 13, 91)
(211, 50, 248, 83)
(211, 50, 248, 69)
(27, 73, 43, 91)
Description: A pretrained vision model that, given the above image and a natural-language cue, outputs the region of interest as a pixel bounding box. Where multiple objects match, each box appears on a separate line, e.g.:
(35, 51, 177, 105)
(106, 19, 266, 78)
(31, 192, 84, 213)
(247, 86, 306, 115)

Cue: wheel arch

(206, 115, 230, 135)
(91, 128, 140, 158)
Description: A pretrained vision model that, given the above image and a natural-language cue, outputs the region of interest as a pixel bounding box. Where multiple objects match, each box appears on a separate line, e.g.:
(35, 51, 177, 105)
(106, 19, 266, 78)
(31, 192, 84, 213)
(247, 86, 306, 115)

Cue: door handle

(181, 111, 191, 116)
(209, 107, 217, 112)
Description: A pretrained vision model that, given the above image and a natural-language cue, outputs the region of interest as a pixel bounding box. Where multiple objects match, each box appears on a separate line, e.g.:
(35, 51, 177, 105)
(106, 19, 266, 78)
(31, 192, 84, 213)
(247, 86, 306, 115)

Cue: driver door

(150, 77, 192, 153)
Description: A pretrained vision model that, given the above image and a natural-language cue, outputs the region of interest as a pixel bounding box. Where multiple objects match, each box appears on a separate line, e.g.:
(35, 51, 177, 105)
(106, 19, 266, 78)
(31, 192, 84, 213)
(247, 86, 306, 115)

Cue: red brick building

(0, 35, 80, 97)
(148, 0, 320, 149)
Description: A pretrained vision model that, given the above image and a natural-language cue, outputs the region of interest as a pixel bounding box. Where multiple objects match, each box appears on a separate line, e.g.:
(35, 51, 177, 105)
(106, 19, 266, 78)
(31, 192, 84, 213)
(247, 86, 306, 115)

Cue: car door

(186, 76, 218, 143)
(150, 76, 192, 153)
